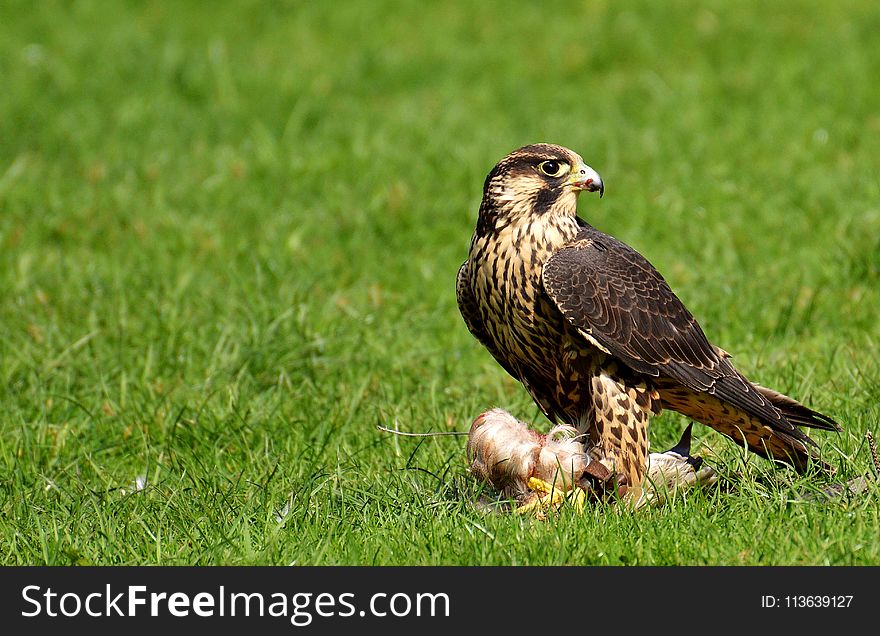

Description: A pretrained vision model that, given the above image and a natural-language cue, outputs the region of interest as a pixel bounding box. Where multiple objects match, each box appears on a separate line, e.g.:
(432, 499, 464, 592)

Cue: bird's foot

(515, 477, 587, 519)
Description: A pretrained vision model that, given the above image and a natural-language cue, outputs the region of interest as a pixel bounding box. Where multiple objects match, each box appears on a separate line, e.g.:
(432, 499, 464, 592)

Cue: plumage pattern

(457, 143, 840, 497)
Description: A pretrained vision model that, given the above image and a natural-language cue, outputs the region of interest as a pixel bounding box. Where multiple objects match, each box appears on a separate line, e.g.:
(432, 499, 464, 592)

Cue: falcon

(456, 143, 841, 502)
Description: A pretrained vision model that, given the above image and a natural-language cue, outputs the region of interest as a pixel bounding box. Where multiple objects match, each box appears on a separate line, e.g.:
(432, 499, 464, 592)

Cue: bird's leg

(586, 369, 656, 504)
(584, 369, 722, 506)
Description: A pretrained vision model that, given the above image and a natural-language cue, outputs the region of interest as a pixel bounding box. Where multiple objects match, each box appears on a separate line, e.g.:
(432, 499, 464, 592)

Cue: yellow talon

(526, 477, 556, 495)
(515, 477, 586, 517)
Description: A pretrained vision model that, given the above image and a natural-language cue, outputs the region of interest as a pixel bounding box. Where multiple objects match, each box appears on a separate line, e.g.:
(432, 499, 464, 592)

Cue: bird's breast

(468, 217, 579, 372)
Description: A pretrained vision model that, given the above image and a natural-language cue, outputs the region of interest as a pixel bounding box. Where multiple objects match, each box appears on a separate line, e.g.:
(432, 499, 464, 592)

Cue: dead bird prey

(456, 143, 841, 504)
(467, 408, 716, 513)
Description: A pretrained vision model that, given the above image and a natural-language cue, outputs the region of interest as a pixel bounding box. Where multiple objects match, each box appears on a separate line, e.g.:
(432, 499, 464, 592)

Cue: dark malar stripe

(533, 186, 564, 215)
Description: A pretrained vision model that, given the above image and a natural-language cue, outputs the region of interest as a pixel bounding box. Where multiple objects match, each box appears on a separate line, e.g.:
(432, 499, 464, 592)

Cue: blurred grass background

(1, 0, 878, 565)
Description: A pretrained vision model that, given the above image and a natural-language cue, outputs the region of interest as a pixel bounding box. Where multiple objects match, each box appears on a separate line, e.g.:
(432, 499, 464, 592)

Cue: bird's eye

(538, 160, 569, 178)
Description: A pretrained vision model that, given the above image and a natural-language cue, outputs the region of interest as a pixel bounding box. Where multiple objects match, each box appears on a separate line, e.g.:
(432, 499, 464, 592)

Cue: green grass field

(1, 0, 879, 565)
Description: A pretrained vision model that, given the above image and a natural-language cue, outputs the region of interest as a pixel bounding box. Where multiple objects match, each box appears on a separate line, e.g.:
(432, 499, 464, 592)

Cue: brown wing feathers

(542, 225, 840, 469)
(543, 228, 728, 384)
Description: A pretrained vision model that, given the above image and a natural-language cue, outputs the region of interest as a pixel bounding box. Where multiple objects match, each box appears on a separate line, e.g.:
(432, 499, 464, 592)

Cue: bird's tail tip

(752, 383, 842, 432)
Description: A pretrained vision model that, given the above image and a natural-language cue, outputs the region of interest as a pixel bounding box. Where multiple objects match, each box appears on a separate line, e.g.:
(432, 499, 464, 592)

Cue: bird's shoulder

(548, 223, 668, 284)
(542, 221, 722, 377)
(543, 222, 688, 323)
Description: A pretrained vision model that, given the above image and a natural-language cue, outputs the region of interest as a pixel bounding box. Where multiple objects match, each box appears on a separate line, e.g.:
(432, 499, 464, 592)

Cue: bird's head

(477, 143, 603, 231)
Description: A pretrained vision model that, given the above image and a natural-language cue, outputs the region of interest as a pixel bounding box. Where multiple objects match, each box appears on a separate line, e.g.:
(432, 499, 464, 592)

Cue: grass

(1, 0, 879, 566)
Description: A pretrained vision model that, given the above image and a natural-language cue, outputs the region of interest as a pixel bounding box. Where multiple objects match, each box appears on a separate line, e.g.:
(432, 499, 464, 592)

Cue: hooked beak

(568, 164, 604, 198)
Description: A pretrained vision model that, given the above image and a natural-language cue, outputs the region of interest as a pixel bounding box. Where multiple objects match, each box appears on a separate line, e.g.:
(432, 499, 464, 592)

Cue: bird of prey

(456, 143, 841, 502)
